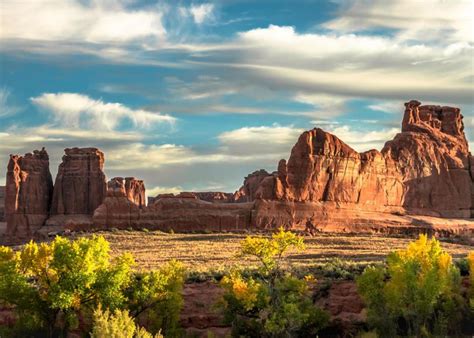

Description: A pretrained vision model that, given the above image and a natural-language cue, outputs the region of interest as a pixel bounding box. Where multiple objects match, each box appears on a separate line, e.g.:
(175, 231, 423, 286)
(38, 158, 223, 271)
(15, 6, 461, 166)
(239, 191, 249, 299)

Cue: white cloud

(325, 125, 399, 152)
(189, 4, 215, 24)
(0, 88, 20, 117)
(0, 0, 166, 44)
(147, 185, 183, 196)
(31, 93, 175, 131)
(325, 0, 472, 43)
(368, 101, 403, 114)
(178, 3, 214, 25)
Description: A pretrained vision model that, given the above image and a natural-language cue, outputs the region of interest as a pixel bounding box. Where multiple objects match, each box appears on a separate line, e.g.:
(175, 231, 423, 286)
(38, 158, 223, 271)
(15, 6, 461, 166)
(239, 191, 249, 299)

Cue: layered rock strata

(4, 148, 53, 239)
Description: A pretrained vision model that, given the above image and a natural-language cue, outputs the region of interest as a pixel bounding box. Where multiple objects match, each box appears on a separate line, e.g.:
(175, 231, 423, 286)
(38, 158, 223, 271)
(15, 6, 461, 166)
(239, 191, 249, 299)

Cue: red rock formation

(384, 100, 471, 217)
(242, 100, 473, 220)
(108, 177, 146, 208)
(149, 192, 234, 205)
(0, 186, 5, 222)
(4, 148, 53, 239)
(93, 195, 253, 231)
(191, 192, 234, 203)
(233, 169, 273, 202)
(50, 148, 107, 216)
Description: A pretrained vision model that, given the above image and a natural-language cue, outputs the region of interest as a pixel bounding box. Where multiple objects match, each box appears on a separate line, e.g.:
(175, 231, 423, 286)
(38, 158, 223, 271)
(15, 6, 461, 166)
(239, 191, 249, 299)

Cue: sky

(0, 0, 473, 196)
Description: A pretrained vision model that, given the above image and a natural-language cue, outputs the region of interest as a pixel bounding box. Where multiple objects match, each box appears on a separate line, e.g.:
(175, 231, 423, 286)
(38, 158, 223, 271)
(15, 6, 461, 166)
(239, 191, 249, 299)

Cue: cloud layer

(31, 93, 175, 131)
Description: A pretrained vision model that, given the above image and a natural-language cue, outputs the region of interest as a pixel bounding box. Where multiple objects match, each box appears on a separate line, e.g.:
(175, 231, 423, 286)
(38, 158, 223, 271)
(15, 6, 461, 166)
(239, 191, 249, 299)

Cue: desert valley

(0, 100, 473, 337)
(1, 0, 473, 337)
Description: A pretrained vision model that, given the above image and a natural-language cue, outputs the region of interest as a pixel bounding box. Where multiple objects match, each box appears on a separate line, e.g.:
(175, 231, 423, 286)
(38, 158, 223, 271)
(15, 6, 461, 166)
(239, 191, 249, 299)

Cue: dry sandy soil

(87, 230, 473, 273)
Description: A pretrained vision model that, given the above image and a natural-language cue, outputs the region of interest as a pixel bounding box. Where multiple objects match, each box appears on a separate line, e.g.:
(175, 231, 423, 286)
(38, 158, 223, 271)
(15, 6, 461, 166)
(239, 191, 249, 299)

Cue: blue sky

(0, 0, 473, 195)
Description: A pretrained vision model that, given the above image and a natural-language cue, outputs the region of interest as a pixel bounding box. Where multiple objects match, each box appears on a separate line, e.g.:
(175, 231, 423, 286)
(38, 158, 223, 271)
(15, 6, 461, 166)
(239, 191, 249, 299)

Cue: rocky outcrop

(4, 100, 474, 241)
(243, 100, 473, 219)
(233, 169, 273, 202)
(50, 148, 107, 216)
(0, 186, 5, 222)
(193, 192, 234, 203)
(148, 192, 234, 205)
(4, 148, 53, 240)
(108, 177, 146, 208)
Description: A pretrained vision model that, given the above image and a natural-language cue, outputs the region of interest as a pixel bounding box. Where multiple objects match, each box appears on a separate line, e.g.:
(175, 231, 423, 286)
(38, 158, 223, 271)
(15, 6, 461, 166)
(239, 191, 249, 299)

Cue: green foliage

(240, 227, 304, 274)
(220, 227, 328, 337)
(91, 306, 163, 338)
(357, 234, 464, 337)
(0, 236, 185, 337)
(125, 260, 185, 337)
(0, 236, 134, 335)
(469, 251, 474, 308)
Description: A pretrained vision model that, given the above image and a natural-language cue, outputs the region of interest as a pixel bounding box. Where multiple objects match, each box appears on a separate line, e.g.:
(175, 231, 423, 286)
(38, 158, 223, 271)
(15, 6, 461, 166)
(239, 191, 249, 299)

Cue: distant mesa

(2, 100, 474, 243)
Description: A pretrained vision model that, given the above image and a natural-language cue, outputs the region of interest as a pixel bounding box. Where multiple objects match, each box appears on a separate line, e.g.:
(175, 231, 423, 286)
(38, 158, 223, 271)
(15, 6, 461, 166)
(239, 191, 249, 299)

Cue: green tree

(357, 234, 464, 337)
(469, 251, 474, 308)
(0, 236, 134, 337)
(91, 306, 163, 338)
(125, 260, 185, 337)
(220, 227, 328, 337)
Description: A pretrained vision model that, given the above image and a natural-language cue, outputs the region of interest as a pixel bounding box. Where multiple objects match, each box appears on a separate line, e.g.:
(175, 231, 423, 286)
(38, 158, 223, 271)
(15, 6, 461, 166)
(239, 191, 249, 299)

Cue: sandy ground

(87, 230, 473, 273)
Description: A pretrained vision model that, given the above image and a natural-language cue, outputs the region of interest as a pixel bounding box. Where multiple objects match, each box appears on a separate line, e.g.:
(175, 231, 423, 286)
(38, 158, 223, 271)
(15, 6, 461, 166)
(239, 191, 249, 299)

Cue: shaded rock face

(50, 148, 107, 216)
(108, 177, 146, 208)
(0, 186, 5, 222)
(93, 196, 252, 231)
(242, 100, 473, 218)
(148, 192, 234, 205)
(4, 148, 53, 239)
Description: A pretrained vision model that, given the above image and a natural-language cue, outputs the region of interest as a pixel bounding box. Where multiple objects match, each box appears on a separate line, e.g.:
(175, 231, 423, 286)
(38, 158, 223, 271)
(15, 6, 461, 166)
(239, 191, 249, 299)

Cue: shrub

(469, 251, 474, 308)
(220, 228, 328, 337)
(125, 260, 185, 337)
(357, 234, 464, 337)
(91, 306, 163, 338)
(0, 236, 134, 336)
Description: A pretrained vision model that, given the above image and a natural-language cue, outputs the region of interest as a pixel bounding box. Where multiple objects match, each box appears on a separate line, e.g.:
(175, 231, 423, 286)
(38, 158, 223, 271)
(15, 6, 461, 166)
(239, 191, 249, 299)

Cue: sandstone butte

(1, 100, 474, 243)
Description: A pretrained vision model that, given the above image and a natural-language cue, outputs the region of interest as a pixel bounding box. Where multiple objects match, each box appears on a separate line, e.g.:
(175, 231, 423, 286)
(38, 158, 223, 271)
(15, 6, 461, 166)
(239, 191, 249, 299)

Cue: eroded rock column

(4, 148, 53, 239)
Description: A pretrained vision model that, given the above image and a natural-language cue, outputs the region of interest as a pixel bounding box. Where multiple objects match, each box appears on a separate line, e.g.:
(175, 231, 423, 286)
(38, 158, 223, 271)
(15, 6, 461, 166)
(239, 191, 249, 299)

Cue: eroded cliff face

(107, 177, 146, 208)
(0, 186, 5, 222)
(50, 148, 107, 216)
(239, 100, 473, 218)
(4, 148, 53, 239)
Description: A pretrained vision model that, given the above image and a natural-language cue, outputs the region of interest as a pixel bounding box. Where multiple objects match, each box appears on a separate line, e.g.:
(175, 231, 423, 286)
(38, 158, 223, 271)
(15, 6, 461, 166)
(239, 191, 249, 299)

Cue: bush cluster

(219, 228, 329, 337)
(0, 236, 184, 338)
(357, 234, 472, 337)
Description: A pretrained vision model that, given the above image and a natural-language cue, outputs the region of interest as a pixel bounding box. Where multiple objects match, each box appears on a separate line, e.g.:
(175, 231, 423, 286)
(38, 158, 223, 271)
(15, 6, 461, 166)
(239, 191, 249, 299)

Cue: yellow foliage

(240, 227, 304, 272)
(468, 251, 474, 284)
(221, 271, 262, 311)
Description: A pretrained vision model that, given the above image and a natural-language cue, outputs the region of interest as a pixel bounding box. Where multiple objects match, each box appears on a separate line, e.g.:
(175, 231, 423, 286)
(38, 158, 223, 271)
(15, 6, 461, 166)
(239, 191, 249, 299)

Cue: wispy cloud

(0, 88, 20, 117)
(31, 93, 175, 131)
(0, 0, 166, 45)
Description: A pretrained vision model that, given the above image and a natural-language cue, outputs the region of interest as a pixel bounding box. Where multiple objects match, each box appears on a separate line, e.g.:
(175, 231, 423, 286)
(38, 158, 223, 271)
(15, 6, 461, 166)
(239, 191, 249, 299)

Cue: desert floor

(87, 230, 473, 275)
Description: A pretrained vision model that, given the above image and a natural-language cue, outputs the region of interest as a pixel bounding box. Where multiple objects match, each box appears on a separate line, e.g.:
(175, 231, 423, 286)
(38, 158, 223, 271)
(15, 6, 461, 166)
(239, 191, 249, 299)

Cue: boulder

(4, 148, 53, 240)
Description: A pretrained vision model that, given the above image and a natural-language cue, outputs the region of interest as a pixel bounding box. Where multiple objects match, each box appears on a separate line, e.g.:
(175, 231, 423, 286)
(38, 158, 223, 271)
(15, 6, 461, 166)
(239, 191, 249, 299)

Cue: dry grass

(87, 230, 473, 274)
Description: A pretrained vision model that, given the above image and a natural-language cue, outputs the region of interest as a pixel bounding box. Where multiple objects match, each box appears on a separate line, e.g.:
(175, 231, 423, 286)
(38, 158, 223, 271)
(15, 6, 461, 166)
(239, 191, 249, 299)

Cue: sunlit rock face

(240, 100, 473, 218)
(4, 148, 53, 239)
